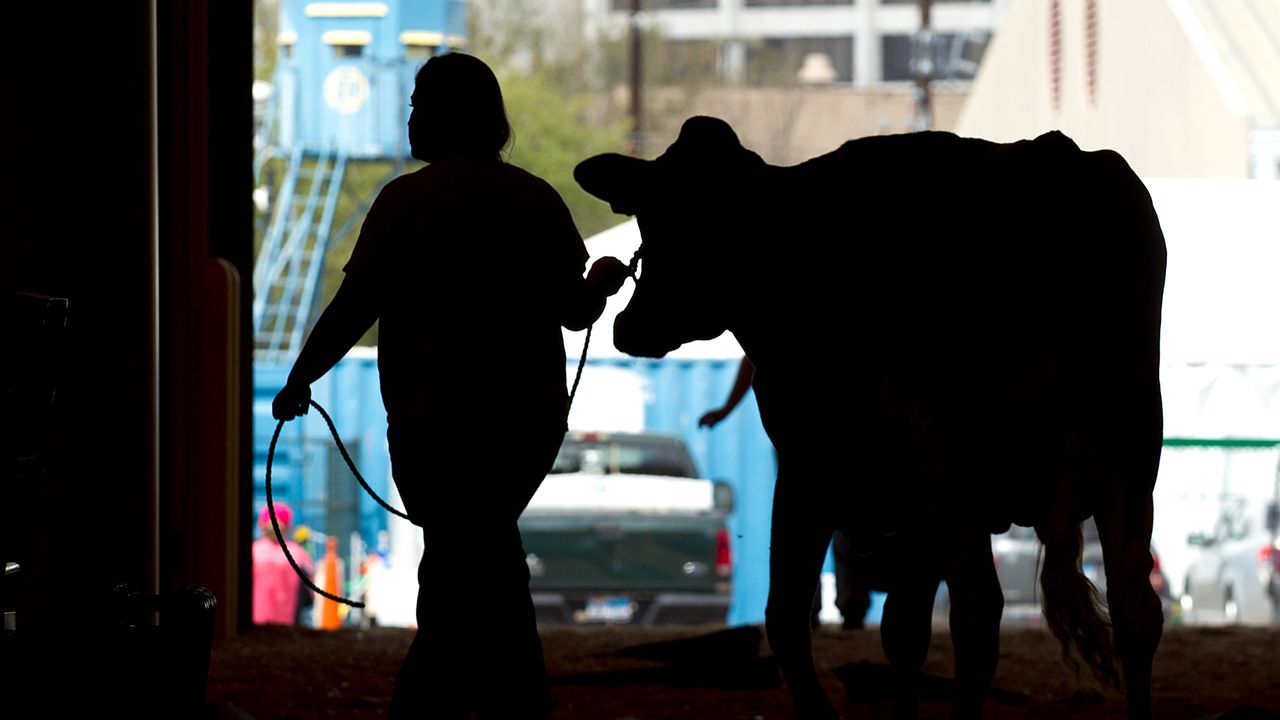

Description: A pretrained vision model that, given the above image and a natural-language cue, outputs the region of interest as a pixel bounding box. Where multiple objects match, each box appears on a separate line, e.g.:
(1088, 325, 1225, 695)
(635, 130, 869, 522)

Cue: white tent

(1145, 178, 1279, 590)
(1149, 178, 1280, 367)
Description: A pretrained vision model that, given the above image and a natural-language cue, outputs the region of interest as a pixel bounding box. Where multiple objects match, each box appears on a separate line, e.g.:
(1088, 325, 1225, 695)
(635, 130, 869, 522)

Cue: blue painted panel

(255, 353, 782, 626)
(276, 0, 466, 159)
(254, 356, 391, 555)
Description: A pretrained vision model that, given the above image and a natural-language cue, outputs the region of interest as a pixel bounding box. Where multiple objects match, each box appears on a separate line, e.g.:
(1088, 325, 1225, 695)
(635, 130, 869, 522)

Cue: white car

(1181, 455, 1280, 625)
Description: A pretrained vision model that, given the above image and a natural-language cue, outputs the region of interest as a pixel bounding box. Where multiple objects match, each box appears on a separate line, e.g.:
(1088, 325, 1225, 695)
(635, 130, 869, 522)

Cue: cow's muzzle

(613, 308, 677, 359)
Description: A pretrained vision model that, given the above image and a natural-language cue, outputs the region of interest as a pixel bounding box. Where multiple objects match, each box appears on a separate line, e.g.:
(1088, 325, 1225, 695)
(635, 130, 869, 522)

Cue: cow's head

(575, 116, 765, 358)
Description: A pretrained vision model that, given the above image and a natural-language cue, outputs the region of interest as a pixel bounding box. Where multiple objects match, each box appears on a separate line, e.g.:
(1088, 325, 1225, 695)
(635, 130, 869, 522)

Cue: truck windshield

(550, 435, 700, 478)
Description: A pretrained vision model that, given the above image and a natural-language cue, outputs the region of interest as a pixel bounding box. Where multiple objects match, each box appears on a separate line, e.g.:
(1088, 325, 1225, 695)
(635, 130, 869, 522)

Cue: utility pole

(909, 0, 934, 132)
(628, 0, 644, 155)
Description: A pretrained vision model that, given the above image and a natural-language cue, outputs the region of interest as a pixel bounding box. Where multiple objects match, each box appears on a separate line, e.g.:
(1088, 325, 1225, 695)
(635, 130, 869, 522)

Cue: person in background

(291, 523, 316, 625)
(698, 356, 757, 429)
(699, 356, 871, 629)
(252, 501, 314, 626)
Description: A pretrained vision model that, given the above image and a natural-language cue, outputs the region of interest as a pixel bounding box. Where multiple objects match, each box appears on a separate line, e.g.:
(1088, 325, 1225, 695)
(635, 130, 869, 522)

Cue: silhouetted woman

(272, 52, 629, 719)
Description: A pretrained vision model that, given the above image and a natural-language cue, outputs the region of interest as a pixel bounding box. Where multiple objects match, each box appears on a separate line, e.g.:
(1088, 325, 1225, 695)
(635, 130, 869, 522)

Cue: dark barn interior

(7, 2, 254, 716)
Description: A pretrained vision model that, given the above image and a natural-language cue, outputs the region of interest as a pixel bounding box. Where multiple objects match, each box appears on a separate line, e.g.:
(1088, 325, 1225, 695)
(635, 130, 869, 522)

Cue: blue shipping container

(255, 353, 800, 626)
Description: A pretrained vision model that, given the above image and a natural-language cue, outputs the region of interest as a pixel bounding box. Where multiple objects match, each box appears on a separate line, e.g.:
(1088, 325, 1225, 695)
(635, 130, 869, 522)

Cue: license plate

(583, 595, 635, 623)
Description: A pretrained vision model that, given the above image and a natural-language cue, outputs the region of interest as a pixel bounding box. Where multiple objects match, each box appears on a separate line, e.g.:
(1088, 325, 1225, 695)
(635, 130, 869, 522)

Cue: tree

(467, 0, 630, 239)
(500, 70, 629, 242)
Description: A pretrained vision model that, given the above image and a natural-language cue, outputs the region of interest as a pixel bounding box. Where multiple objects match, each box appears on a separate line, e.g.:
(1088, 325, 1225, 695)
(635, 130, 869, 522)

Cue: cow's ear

(575, 153, 650, 216)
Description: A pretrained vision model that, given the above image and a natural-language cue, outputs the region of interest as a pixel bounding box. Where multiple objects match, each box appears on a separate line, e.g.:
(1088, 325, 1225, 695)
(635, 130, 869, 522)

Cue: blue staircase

(253, 146, 349, 363)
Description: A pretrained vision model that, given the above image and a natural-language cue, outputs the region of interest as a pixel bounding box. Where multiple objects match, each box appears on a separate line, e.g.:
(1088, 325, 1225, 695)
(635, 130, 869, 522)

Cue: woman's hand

(587, 256, 630, 298)
(698, 407, 730, 429)
(272, 382, 311, 421)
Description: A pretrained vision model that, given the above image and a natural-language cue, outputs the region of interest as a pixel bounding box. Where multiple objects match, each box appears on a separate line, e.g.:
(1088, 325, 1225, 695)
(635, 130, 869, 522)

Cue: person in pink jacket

(252, 502, 314, 625)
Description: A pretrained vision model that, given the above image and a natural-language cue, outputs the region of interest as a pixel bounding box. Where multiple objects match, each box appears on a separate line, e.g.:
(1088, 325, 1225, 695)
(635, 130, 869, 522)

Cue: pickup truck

(519, 430, 734, 625)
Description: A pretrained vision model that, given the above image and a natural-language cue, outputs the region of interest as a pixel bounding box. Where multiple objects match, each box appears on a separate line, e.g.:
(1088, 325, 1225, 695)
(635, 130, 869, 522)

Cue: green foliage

(253, 0, 279, 83)
(467, 0, 631, 238)
(500, 69, 629, 241)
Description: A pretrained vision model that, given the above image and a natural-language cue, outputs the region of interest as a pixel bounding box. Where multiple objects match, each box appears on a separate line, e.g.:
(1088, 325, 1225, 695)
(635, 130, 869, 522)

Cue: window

(652, 40, 721, 85)
(881, 31, 987, 82)
(403, 45, 433, 61)
(551, 435, 701, 478)
(745, 0, 852, 6)
(612, 0, 716, 9)
(746, 36, 853, 85)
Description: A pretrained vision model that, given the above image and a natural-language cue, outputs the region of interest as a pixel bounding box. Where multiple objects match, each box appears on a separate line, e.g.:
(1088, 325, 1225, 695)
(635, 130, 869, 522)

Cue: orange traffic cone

(318, 536, 341, 630)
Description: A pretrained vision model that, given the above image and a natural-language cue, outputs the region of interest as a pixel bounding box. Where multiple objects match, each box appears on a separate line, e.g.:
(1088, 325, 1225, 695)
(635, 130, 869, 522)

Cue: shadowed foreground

(206, 624, 1279, 719)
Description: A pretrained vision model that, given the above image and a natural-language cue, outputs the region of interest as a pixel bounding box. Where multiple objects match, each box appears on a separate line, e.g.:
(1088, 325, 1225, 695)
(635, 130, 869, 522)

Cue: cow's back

(751, 130, 1165, 529)
(781, 129, 1163, 384)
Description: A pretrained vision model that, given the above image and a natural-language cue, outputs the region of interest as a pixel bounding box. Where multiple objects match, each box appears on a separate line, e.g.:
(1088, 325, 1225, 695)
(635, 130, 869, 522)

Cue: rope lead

(265, 401, 389, 608)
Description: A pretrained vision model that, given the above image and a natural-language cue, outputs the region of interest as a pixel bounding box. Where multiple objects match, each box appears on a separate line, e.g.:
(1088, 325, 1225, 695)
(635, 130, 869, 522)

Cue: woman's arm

(539, 184, 629, 330)
(272, 273, 378, 420)
(561, 256, 630, 331)
(698, 356, 755, 428)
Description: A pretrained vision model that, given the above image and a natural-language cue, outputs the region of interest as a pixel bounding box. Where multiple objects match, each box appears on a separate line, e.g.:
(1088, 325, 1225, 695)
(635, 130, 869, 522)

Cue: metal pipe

(628, 0, 644, 155)
(146, 0, 161, 614)
(911, 0, 934, 132)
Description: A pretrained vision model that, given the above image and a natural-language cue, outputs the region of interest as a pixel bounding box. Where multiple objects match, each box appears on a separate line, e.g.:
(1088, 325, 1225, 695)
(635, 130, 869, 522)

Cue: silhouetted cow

(575, 117, 1166, 720)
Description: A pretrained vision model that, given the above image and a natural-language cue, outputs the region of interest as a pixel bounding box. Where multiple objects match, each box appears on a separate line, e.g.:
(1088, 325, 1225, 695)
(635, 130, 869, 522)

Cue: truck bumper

(531, 591, 731, 625)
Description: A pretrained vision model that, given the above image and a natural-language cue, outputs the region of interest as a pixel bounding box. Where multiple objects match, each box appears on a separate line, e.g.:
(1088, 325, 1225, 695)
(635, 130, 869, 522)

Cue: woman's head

(260, 502, 292, 532)
(408, 53, 511, 162)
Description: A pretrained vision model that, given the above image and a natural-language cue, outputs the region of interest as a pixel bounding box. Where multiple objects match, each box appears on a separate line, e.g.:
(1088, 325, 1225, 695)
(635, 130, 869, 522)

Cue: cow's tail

(1039, 522, 1122, 691)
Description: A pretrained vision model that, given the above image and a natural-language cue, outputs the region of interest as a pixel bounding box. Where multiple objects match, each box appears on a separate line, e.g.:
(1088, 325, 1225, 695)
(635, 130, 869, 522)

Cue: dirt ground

(205, 623, 1280, 720)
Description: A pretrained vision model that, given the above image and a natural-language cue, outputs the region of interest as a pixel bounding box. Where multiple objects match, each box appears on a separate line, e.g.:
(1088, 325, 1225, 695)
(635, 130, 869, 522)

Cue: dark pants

(811, 530, 872, 629)
(832, 530, 872, 628)
(387, 417, 564, 720)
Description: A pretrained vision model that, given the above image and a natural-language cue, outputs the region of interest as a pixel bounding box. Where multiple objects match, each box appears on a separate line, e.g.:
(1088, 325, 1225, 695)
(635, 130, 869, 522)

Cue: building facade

(955, 0, 1280, 179)
(584, 0, 1006, 88)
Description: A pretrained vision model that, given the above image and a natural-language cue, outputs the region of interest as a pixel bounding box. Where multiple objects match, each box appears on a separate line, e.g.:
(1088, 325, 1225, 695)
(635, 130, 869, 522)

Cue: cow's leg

(908, 398, 1000, 720)
(942, 530, 1002, 720)
(765, 461, 840, 720)
(1093, 474, 1162, 720)
(878, 537, 940, 720)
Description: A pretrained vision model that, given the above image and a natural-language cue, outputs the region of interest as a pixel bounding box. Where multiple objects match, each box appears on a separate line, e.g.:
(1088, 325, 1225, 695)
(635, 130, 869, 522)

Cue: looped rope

(568, 325, 592, 412)
(266, 399, 409, 609)
(268, 337, 597, 610)
(309, 400, 410, 520)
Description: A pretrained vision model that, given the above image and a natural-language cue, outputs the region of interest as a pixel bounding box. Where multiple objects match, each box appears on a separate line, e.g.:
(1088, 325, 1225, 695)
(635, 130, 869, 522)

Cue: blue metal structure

(273, 0, 466, 159)
(255, 354, 391, 557)
(253, 0, 466, 362)
(253, 145, 349, 364)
